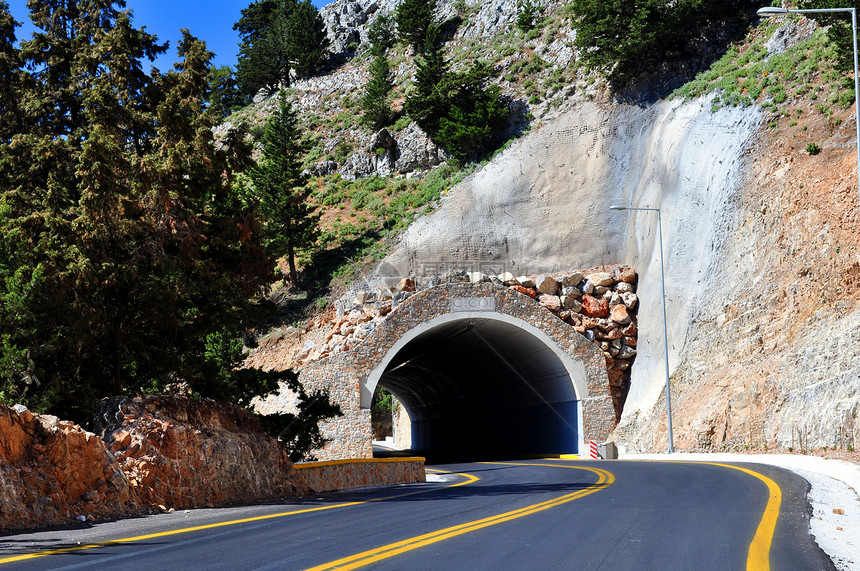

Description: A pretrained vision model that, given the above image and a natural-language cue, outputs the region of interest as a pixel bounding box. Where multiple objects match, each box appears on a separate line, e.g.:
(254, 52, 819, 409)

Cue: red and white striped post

(588, 440, 599, 459)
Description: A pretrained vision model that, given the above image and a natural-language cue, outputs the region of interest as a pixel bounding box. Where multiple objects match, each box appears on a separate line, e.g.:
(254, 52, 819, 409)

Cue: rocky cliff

(0, 405, 135, 531)
(0, 399, 308, 532)
(258, 0, 859, 454)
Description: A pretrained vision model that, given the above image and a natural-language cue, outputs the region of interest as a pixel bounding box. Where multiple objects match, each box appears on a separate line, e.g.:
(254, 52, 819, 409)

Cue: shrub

(516, 1, 539, 32)
(806, 142, 822, 155)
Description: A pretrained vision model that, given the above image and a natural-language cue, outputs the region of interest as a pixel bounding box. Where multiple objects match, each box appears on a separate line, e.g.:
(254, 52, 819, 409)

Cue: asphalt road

(0, 459, 834, 570)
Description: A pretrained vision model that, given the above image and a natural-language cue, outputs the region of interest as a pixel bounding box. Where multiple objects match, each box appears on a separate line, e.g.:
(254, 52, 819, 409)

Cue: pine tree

(234, 0, 328, 97)
(209, 65, 248, 117)
(404, 25, 507, 160)
(436, 62, 507, 161)
(0, 2, 340, 443)
(0, 2, 23, 142)
(395, 0, 436, 50)
(403, 23, 448, 133)
(361, 52, 393, 131)
(249, 93, 319, 287)
(283, 0, 329, 80)
(367, 13, 395, 56)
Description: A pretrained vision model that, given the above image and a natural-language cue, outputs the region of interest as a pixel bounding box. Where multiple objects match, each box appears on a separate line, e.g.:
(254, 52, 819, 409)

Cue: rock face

(320, 0, 560, 55)
(0, 406, 135, 532)
(1, 398, 309, 532)
(225, 0, 579, 182)
(100, 397, 308, 510)
(370, 23, 860, 454)
(245, 2, 859, 455)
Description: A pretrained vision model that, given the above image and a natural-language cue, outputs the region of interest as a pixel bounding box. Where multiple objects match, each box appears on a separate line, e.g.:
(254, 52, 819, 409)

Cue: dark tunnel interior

(374, 317, 580, 462)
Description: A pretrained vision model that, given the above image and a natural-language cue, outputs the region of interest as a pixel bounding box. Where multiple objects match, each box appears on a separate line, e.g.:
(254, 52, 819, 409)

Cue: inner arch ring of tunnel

(364, 312, 590, 459)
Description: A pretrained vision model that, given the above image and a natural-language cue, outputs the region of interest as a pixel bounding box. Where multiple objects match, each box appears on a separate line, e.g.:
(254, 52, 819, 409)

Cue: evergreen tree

(0, 1, 339, 446)
(395, 0, 435, 50)
(571, 0, 757, 91)
(403, 24, 448, 133)
(283, 0, 328, 80)
(361, 51, 393, 131)
(248, 93, 319, 287)
(516, 1, 540, 32)
(404, 24, 507, 160)
(209, 65, 249, 117)
(0, 2, 23, 142)
(235, 0, 292, 96)
(234, 0, 328, 97)
(367, 13, 395, 56)
(436, 62, 507, 161)
(360, 16, 394, 132)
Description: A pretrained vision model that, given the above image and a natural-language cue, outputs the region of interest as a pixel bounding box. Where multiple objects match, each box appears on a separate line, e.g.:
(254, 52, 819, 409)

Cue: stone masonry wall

(283, 266, 638, 460)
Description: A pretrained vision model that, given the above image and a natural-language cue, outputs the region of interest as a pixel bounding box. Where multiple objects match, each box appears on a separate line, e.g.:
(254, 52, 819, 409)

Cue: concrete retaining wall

(295, 458, 426, 493)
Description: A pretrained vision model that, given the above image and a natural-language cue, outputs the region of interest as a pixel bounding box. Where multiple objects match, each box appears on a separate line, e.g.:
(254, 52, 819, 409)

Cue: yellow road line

(632, 459, 783, 571)
(306, 464, 614, 571)
(0, 470, 478, 565)
(704, 463, 782, 571)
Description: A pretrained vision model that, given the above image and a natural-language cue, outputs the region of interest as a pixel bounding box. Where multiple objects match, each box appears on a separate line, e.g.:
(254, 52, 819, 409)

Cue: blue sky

(6, 0, 330, 71)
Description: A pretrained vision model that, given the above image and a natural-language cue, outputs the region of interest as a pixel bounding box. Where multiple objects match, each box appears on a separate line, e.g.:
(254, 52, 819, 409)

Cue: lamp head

(757, 7, 789, 16)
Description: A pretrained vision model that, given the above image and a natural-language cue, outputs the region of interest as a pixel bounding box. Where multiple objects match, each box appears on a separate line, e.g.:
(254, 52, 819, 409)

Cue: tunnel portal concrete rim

(362, 311, 591, 410)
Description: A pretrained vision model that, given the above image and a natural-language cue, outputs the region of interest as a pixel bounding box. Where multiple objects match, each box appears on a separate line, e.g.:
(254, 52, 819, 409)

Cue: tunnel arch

(363, 312, 590, 408)
(294, 282, 617, 460)
(366, 313, 590, 459)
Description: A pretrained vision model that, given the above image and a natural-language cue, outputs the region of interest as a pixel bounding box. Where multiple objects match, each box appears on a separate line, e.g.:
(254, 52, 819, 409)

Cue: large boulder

(394, 122, 448, 173)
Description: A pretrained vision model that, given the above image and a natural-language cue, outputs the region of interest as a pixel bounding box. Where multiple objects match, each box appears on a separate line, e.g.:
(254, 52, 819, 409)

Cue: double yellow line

(307, 464, 614, 570)
(0, 470, 478, 565)
(1, 460, 780, 571)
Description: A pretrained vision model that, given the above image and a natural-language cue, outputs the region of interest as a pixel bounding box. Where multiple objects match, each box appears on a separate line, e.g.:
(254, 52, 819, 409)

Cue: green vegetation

(800, 0, 860, 72)
(248, 94, 320, 287)
(672, 26, 854, 113)
(234, 0, 329, 97)
(299, 161, 473, 295)
(404, 24, 508, 160)
(0, 0, 338, 458)
(395, 0, 436, 50)
(570, 0, 757, 92)
(516, 1, 540, 33)
(361, 15, 395, 131)
(209, 65, 249, 117)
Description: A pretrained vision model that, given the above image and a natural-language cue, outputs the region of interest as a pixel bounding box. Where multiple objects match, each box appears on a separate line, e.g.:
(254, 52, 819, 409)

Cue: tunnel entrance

(293, 281, 616, 461)
(365, 314, 584, 461)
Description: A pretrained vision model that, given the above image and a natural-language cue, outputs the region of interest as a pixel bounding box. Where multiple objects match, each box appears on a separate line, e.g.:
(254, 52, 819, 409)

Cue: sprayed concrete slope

(382, 97, 766, 447)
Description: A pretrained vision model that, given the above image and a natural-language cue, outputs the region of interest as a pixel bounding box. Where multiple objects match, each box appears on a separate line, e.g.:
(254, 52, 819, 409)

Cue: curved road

(0, 460, 834, 570)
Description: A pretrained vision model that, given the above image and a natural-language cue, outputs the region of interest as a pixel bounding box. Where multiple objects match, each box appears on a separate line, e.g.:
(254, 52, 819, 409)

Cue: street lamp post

(757, 6, 860, 207)
(610, 205, 674, 454)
